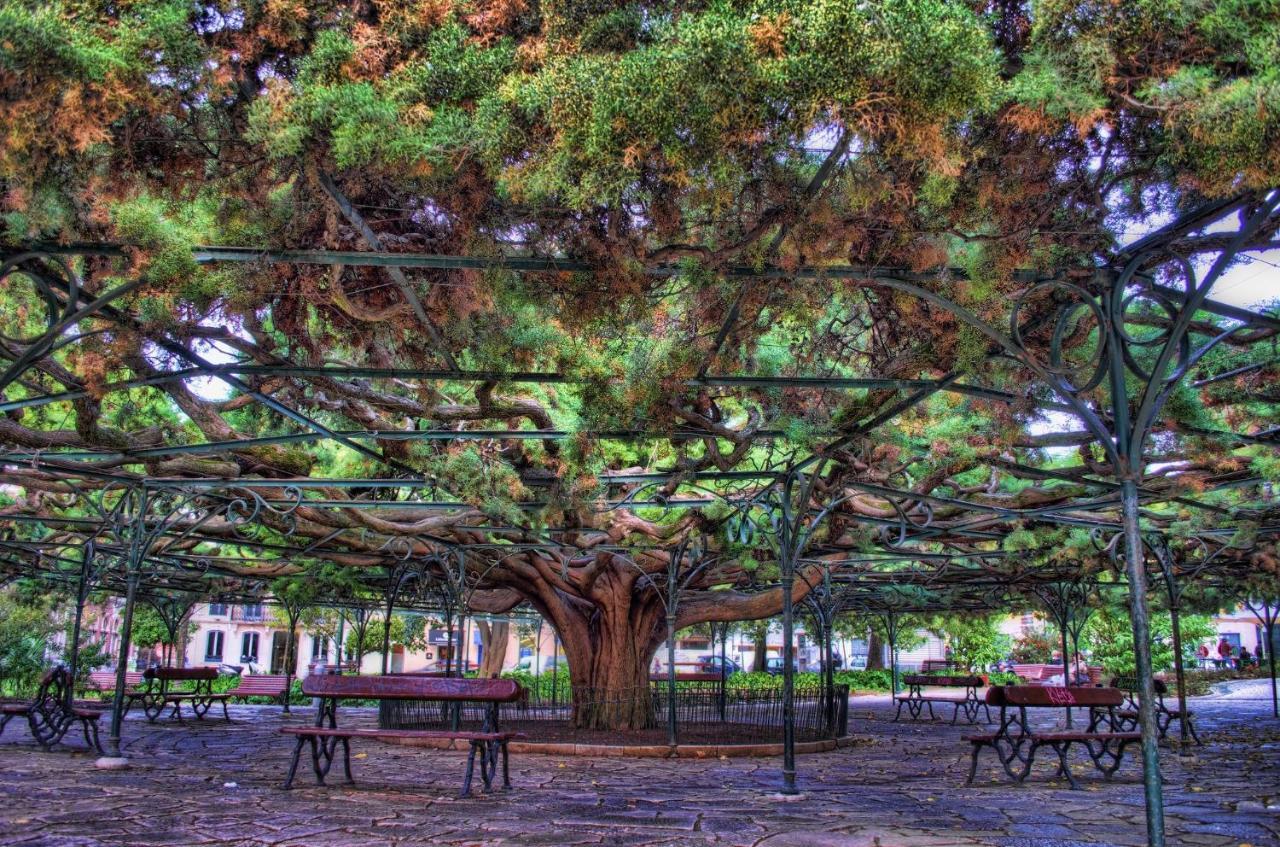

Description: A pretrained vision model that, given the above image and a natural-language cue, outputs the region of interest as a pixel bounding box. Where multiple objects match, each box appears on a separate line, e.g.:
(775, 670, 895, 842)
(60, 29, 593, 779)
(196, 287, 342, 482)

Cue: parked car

(764, 657, 799, 675)
(696, 655, 742, 675)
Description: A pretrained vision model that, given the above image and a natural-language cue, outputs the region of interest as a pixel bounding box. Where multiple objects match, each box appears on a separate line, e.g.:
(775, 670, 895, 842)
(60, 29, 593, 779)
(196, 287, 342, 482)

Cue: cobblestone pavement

(1, 692, 1277, 847)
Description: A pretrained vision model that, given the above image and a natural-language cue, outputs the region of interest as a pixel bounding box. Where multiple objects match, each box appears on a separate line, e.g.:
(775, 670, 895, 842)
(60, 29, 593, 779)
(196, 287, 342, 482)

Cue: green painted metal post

(1120, 479, 1165, 847)
(103, 566, 140, 761)
(666, 610, 678, 748)
(65, 540, 94, 707)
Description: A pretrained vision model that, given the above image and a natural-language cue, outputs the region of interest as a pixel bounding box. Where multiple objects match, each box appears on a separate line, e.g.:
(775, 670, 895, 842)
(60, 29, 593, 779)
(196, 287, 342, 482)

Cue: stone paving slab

(1, 694, 1277, 846)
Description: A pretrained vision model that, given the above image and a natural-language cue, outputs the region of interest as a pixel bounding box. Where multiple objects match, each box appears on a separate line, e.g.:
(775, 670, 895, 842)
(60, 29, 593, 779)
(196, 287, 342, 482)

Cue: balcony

(231, 605, 267, 623)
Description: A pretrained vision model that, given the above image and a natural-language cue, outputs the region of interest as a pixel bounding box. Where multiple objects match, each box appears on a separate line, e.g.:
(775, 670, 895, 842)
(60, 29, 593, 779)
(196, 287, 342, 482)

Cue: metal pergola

(2, 189, 1279, 847)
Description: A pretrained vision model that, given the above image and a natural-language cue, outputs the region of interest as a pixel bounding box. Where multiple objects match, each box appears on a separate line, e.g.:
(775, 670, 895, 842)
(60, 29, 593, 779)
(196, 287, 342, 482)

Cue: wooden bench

(894, 674, 990, 724)
(84, 670, 145, 699)
(1010, 663, 1101, 686)
(0, 666, 104, 753)
(1102, 676, 1201, 745)
(1009, 663, 1057, 684)
(125, 667, 230, 722)
(228, 674, 289, 703)
(964, 685, 1140, 790)
(281, 675, 525, 796)
(920, 659, 957, 673)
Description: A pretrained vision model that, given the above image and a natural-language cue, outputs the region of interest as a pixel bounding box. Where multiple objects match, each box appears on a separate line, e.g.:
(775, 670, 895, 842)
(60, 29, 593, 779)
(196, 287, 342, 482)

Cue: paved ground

(1, 690, 1278, 847)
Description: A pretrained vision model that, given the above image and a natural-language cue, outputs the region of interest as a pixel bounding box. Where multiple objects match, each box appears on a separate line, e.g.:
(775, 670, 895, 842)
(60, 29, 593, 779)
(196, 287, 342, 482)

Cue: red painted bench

(84, 670, 145, 698)
(964, 685, 1140, 790)
(1009, 663, 1058, 683)
(1103, 676, 1201, 746)
(125, 667, 230, 722)
(894, 674, 990, 725)
(228, 674, 289, 703)
(281, 675, 525, 796)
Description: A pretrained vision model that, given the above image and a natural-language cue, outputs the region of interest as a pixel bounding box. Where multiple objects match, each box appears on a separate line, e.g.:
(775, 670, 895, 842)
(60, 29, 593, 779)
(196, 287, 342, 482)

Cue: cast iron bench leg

(461, 741, 479, 798)
(966, 742, 985, 785)
(82, 719, 104, 755)
(283, 736, 305, 789)
(502, 739, 512, 790)
(341, 737, 354, 784)
(1052, 742, 1081, 790)
(310, 736, 325, 785)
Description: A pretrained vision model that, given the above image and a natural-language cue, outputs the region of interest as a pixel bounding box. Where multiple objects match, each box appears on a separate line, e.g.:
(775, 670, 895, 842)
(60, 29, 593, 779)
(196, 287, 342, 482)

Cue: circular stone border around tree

(383, 734, 871, 758)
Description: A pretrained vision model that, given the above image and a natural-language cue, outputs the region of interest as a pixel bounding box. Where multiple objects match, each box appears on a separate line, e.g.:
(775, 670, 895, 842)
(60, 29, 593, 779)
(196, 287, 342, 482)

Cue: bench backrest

(920, 659, 955, 672)
(901, 674, 985, 687)
(87, 671, 144, 687)
(144, 666, 219, 682)
(1110, 676, 1169, 696)
(302, 674, 522, 703)
(987, 684, 1122, 708)
(1010, 663, 1058, 681)
(234, 674, 288, 692)
(650, 672, 725, 683)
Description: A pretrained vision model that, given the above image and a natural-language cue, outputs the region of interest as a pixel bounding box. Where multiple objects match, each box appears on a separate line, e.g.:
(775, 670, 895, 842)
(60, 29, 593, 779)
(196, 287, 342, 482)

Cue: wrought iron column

(884, 611, 900, 697)
(65, 539, 96, 707)
(102, 559, 141, 764)
(665, 601, 678, 748)
(780, 549, 797, 794)
(1245, 599, 1278, 718)
(335, 611, 346, 671)
(1167, 600, 1189, 754)
(1120, 479, 1165, 846)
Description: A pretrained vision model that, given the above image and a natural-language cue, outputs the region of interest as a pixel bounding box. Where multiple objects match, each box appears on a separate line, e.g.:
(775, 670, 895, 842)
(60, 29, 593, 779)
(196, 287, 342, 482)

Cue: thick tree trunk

(476, 620, 510, 678)
(750, 621, 769, 673)
(866, 628, 886, 670)
(467, 549, 827, 731)
(556, 594, 663, 731)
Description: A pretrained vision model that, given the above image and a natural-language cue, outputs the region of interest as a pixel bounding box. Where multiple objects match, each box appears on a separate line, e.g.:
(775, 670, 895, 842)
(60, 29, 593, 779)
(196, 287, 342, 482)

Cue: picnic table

(281, 674, 525, 796)
(964, 685, 1140, 789)
(125, 667, 230, 722)
(1101, 676, 1201, 745)
(0, 666, 104, 753)
(893, 674, 990, 724)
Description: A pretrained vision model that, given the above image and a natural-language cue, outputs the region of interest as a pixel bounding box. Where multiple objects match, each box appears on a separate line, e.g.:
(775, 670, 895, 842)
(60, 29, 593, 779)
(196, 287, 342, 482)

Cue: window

(310, 635, 328, 662)
(241, 632, 260, 662)
(205, 631, 224, 661)
(239, 604, 265, 622)
(208, 602, 227, 616)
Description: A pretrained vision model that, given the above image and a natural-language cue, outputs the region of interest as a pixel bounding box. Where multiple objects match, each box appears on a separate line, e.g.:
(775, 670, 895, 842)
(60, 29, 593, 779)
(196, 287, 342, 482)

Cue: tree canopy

(1, 0, 1279, 727)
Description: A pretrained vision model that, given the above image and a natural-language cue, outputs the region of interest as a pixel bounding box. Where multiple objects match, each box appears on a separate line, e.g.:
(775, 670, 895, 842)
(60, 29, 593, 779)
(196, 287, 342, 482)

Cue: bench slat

(987, 684, 1122, 708)
(901, 674, 985, 687)
(280, 727, 524, 741)
(302, 674, 522, 703)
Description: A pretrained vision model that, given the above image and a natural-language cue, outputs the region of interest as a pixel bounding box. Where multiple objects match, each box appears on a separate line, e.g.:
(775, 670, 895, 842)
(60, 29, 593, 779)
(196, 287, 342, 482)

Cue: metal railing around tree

(379, 679, 848, 745)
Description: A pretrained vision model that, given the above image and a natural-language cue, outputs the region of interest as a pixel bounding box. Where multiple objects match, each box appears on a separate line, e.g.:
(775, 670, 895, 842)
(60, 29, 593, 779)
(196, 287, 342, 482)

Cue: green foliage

(126, 605, 175, 651)
(1082, 605, 1217, 676)
(0, 589, 58, 696)
(927, 614, 1011, 672)
(502, 666, 572, 699)
(1010, 628, 1056, 663)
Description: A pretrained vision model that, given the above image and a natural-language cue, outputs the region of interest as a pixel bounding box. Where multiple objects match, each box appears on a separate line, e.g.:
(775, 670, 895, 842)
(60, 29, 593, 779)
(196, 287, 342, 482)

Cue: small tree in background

(928, 614, 1011, 673)
(0, 588, 58, 695)
(1083, 604, 1216, 677)
(1011, 628, 1057, 663)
